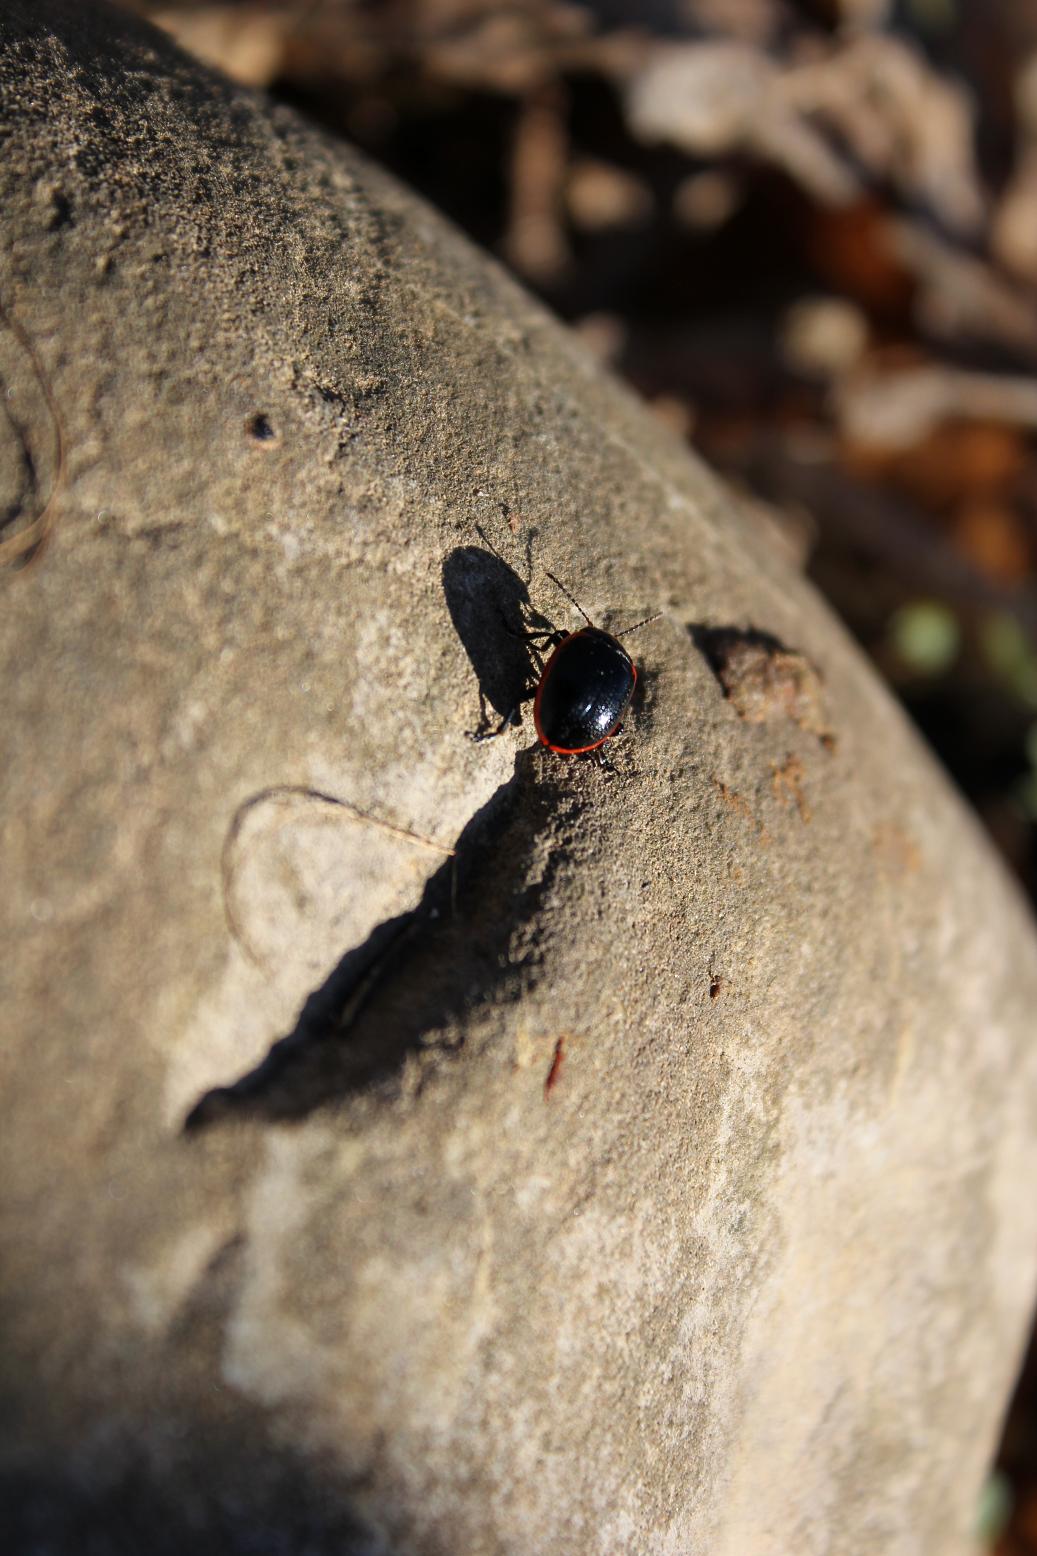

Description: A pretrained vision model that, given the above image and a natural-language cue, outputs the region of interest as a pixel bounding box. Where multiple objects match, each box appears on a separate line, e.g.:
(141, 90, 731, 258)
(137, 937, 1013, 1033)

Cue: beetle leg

(468, 701, 526, 743)
(502, 620, 565, 650)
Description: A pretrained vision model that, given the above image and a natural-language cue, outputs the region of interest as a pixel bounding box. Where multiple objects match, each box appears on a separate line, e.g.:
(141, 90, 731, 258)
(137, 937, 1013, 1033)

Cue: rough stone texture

(2, 5, 1037, 1553)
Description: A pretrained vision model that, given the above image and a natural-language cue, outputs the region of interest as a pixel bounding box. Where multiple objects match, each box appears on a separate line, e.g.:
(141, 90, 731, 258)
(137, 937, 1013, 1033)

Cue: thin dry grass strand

(221, 784, 455, 972)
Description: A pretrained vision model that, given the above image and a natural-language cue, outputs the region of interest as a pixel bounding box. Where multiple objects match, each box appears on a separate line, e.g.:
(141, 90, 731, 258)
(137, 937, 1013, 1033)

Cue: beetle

(473, 570, 659, 758)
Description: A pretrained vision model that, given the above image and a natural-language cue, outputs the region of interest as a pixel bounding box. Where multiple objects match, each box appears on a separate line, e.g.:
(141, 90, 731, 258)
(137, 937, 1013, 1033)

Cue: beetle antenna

(474, 522, 512, 570)
(545, 571, 595, 628)
(616, 610, 663, 639)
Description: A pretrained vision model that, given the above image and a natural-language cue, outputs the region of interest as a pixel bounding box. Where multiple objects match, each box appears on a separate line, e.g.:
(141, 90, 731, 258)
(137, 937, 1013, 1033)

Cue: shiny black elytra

(533, 628, 636, 754)
(473, 570, 658, 758)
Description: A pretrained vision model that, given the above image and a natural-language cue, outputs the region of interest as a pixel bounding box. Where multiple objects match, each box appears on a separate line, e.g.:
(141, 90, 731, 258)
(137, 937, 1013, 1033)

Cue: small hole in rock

(247, 413, 277, 443)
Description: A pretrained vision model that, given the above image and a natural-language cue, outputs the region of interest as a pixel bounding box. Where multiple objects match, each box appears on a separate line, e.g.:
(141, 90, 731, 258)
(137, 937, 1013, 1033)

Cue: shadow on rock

(442, 544, 554, 733)
(186, 752, 580, 1128)
(1, 1404, 388, 1556)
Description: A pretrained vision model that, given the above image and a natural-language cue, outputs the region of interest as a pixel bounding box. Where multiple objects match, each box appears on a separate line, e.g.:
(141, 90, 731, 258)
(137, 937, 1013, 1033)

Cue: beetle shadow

(185, 751, 578, 1129)
(442, 546, 555, 734)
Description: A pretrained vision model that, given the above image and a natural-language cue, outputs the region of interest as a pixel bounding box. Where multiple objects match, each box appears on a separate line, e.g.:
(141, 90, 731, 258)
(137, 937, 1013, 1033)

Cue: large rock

(2, 4, 1036, 1552)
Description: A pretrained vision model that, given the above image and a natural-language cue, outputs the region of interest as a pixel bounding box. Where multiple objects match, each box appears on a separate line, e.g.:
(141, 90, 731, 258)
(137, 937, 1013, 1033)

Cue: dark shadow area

(186, 750, 580, 1129)
(0, 1408, 388, 1556)
(0, 388, 37, 538)
(1, 1212, 390, 1549)
(442, 545, 554, 734)
(246, 411, 277, 442)
(0, 1313, 395, 1556)
(689, 623, 791, 682)
(2, 1143, 396, 1556)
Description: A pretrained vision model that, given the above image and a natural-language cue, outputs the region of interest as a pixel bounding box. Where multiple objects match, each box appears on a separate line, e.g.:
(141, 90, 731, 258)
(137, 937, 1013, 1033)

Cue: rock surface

(2, 4, 1037, 1553)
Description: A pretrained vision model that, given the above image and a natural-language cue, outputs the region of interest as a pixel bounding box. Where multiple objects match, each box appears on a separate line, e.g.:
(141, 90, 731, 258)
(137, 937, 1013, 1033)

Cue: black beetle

(474, 570, 658, 757)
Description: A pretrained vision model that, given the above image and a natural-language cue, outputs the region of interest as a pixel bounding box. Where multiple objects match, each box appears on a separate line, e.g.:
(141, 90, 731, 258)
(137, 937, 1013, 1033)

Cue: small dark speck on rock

(48, 189, 71, 229)
(247, 413, 277, 443)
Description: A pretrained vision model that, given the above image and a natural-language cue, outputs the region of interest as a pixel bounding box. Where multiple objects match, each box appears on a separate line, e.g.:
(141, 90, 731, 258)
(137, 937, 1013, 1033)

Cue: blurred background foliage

(113, 0, 1037, 1546)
